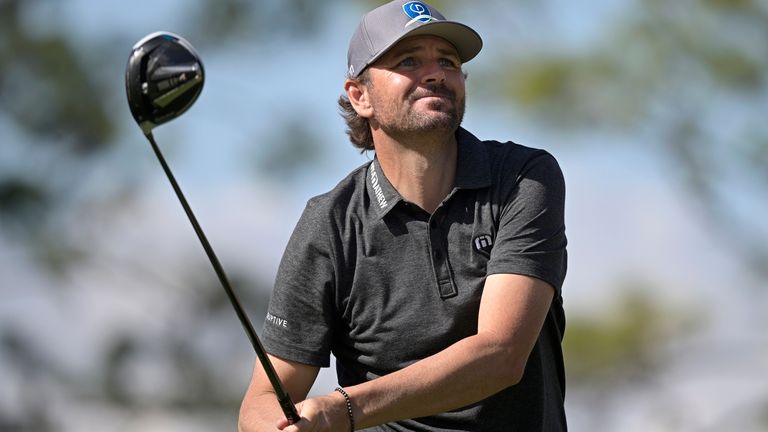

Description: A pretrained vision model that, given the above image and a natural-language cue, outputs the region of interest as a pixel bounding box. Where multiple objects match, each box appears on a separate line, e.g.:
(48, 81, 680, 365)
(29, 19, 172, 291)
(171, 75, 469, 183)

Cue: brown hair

(338, 70, 374, 152)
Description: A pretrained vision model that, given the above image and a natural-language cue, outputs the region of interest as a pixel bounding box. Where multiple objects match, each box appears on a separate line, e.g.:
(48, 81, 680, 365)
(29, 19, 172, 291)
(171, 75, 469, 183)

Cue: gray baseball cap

(347, 1, 483, 78)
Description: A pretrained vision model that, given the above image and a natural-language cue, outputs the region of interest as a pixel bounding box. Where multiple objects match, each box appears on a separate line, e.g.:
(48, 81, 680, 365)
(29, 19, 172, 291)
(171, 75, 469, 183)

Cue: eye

(396, 57, 417, 68)
(438, 57, 460, 68)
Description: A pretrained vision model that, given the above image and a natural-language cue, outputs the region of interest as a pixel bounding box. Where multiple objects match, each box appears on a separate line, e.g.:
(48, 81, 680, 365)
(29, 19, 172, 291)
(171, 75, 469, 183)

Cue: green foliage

(0, 1, 115, 152)
(0, 0, 118, 272)
(0, 179, 48, 233)
(704, 0, 758, 10)
(491, 0, 768, 279)
(498, 0, 768, 122)
(563, 284, 701, 385)
(703, 48, 763, 89)
(502, 55, 638, 128)
(190, 0, 329, 44)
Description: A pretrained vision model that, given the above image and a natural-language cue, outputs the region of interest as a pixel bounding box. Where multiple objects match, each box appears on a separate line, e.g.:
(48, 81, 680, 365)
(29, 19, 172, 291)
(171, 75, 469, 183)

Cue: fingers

(276, 402, 305, 431)
(278, 416, 320, 432)
(277, 418, 305, 432)
(275, 394, 345, 432)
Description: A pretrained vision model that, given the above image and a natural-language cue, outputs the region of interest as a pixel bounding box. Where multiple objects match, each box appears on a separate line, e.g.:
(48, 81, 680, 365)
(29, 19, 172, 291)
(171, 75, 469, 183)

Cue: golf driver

(125, 31, 300, 424)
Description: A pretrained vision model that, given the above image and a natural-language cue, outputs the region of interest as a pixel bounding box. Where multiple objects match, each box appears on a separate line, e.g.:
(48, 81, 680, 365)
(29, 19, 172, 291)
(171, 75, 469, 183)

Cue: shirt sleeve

(261, 198, 336, 367)
(486, 151, 568, 293)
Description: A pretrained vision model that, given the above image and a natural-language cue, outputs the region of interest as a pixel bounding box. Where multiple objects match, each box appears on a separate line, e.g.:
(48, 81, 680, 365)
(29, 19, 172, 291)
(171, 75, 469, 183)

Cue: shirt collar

(366, 127, 492, 219)
(366, 157, 401, 219)
(454, 127, 492, 190)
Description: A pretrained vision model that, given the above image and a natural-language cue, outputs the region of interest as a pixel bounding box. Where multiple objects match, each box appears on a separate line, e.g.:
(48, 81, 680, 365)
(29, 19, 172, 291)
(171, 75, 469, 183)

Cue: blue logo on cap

(402, 1, 433, 26)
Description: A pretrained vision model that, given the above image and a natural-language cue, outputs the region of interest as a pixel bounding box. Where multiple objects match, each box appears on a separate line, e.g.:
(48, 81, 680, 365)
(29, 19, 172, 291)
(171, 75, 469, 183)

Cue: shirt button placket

(429, 212, 457, 299)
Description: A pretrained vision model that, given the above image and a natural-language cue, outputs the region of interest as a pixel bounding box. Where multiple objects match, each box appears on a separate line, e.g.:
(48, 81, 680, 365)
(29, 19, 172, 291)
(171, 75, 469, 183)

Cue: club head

(126, 31, 204, 135)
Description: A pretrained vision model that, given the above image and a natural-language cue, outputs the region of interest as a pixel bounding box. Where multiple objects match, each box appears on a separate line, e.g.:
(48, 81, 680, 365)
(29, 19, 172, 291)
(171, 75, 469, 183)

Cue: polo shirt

(263, 127, 568, 431)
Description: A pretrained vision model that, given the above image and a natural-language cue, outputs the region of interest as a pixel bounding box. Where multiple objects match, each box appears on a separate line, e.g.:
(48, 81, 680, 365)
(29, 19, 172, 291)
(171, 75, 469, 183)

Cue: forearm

(345, 274, 555, 429)
(279, 275, 554, 432)
(240, 389, 293, 432)
(347, 331, 526, 428)
(239, 356, 320, 432)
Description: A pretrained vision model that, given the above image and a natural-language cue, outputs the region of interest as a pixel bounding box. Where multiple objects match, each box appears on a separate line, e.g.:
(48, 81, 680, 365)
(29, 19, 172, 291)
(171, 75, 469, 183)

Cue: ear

(345, 78, 373, 119)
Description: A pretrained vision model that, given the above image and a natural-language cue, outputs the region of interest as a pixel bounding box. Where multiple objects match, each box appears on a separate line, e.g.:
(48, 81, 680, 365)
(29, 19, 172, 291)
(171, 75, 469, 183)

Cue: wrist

(334, 387, 355, 431)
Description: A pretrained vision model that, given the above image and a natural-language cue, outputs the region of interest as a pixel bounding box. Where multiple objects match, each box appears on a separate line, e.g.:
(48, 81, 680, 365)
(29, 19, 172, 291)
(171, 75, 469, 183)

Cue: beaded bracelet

(334, 387, 355, 432)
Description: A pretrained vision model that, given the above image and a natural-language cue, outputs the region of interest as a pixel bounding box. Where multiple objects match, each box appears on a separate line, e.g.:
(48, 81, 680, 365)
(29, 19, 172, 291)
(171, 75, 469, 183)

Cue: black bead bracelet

(334, 387, 355, 432)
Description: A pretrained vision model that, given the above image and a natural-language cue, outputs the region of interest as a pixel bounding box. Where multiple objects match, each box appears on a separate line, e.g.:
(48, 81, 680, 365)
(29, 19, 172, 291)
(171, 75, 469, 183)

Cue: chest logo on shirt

(473, 234, 493, 257)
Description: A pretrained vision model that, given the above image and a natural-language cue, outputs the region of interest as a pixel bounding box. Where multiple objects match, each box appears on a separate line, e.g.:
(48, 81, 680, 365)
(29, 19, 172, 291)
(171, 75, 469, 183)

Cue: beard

(370, 83, 465, 137)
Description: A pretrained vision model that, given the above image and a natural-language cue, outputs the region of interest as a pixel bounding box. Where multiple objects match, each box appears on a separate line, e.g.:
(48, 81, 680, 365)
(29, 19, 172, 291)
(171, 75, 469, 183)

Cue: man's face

(364, 35, 466, 136)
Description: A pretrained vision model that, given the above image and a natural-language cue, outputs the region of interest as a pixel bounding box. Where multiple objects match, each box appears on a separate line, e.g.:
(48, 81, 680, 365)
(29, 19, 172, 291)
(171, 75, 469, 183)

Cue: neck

(373, 128, 458, 214)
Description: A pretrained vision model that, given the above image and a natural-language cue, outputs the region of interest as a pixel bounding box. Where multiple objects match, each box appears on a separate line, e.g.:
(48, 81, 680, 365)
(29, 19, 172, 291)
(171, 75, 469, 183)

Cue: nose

(421, 60, 446, 85)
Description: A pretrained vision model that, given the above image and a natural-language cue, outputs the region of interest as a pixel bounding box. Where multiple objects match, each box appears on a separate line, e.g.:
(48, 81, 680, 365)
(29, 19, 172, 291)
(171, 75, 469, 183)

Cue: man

(239, 1, 567, 431)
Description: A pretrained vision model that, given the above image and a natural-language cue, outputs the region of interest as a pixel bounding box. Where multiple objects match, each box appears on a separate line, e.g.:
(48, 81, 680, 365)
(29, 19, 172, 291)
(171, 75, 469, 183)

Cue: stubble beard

(371, 84, 466, 138)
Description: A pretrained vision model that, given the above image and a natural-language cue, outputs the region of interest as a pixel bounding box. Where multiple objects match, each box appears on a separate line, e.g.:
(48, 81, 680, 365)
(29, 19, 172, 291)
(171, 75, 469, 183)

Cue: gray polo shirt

(263, 128, 567, 431)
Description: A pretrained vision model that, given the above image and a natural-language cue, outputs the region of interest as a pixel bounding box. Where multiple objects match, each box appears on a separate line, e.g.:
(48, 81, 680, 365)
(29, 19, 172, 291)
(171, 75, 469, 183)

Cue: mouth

(413, 94, 455, 112)
(410, 85, 455, 103)
(411, 94, 455, 112)
(417, 94, 450, 101)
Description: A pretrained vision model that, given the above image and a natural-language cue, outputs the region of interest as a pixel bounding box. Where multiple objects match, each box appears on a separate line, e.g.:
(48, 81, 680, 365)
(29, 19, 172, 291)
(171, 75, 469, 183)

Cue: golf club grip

(280, 394, 302, 424)
(145, 132, 300, 424)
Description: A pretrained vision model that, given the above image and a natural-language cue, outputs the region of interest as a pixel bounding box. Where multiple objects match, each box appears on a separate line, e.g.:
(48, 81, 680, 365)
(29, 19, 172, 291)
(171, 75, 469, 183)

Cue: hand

(276, 392, 351, 432)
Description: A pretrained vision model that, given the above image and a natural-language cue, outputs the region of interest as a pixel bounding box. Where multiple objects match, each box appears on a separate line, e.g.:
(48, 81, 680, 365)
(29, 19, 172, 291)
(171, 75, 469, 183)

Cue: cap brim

(366, 21, 483, 71)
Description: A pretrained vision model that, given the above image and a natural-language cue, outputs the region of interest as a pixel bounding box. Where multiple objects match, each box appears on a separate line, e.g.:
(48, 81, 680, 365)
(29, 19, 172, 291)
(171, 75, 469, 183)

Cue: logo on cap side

(402, 1, 434, 27)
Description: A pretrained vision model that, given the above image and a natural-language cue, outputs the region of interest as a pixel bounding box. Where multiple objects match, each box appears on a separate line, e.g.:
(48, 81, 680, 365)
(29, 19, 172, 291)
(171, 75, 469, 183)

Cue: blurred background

(1, 0, 767, 430)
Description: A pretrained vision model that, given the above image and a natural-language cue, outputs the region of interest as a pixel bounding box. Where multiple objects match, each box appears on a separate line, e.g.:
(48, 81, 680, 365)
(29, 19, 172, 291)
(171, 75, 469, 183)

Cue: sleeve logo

(266, 312, 289, 329)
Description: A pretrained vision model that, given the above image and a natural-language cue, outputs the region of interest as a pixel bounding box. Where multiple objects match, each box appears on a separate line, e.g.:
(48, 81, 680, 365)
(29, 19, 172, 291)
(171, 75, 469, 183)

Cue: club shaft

(145, 132, 300, 424)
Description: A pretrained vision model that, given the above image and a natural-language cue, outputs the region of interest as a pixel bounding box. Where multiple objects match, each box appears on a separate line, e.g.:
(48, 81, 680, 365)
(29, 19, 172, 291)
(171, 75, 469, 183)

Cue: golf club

(125, 31, 300, 424)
